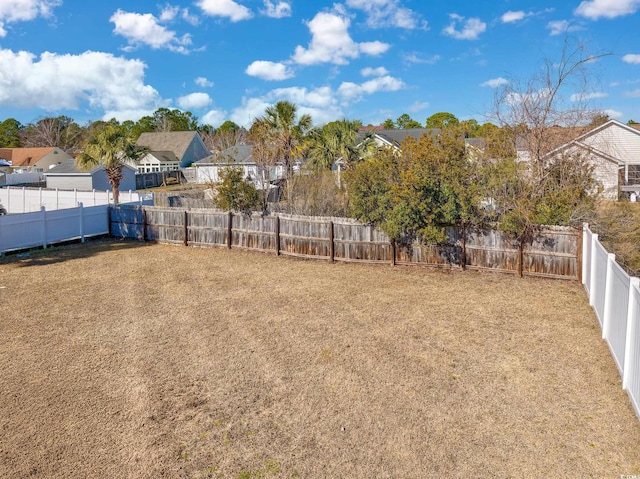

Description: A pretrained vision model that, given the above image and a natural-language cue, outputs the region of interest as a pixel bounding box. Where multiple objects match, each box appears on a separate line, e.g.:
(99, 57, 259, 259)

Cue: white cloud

(110, 9, 192, 53)
(197, 0, 253, 22)
(262, 0, 291, 18)
(345, 0, 427, 29)
(546, 20, 581, 36)
(604, 108, 623, 119)
(177, 92, 212, 110)
(195, 77, 214, 87)
(575, 0, 640, 19)
(159, 5, 180, 22)
(501, 11, 526, 23)
(623, 53, 640, 64)
(442, 14, 486, 40)
(292, 11, 390, 65)
(0, 48, 162, 120)
(229, 77, 405, 127)
(201, 109, 227, 127)
(337, 75, 405, 101)
(245, 60, 294, 80)
(182, 8, 200, 25)
(361, 66, 389, 77)
(481, 77, 508, 88)
(569, 91, 608, 101)
(404, 53, 440, 64)
(408, 101, 429, 112)
(0, 0, 61, 37)
(624, 89, 640, 97)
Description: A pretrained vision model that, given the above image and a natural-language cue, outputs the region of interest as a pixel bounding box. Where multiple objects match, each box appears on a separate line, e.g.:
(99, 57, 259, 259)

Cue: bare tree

(486, 36, 608, 239)
(201, 128, 249, 153)
(492, 36, 609, 166)
(21, 116, 84, 152)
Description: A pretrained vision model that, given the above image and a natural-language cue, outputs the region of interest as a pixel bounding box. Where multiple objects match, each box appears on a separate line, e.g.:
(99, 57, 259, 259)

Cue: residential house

(193, 144, 286, 190)
(135, 131, 209, 171)
(544, 120, 640, 200)
(0, 147, 73, 174)
(44, 159, 137, 192)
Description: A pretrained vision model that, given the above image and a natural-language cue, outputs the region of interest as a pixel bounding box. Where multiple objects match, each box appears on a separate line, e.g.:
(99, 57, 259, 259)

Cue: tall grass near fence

(583, 223, 640, 421)
(111, 205, 581, 279)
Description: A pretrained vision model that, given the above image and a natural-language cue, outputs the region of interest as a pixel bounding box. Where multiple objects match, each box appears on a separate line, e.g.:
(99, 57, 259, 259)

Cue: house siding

(46, 176, 95, 191)
(580, 123, 640, 165)
(181, 135, 210, 168)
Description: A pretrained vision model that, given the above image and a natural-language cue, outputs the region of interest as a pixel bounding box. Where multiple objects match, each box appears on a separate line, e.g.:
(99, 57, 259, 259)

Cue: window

(628, 165, 640, 185)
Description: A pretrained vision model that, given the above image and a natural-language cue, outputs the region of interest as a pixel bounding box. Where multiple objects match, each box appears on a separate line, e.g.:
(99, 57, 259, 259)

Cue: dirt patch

(0, 240, 639, 478)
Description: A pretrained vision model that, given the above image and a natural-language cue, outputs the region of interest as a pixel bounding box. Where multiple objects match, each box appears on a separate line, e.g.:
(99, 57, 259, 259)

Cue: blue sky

(0, 0, 639, 128)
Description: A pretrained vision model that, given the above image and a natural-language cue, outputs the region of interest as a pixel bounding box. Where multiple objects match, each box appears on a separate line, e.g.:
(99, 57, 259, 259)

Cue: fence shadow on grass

(4, 237, 149, 268)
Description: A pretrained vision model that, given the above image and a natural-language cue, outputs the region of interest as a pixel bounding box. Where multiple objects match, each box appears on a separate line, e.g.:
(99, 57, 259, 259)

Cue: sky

(0, 0, 639, 129)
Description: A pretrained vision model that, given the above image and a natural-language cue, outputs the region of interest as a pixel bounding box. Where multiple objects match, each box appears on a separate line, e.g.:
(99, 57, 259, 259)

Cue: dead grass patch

(0, 239, 639, 478)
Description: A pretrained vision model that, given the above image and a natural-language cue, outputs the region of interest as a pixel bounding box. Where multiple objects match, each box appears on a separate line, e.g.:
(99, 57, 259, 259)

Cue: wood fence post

(142, 208, 147, 242)
(275, 215, 280, 256)
(391, 240, 396, 266)
(517, 241, 524, 277)
(328, 221, 334, 262)
(183, 210, 188, 247)
(461, 224, 467, 271)
(227, 211, 233, 249)
(107, 205, 112, 237)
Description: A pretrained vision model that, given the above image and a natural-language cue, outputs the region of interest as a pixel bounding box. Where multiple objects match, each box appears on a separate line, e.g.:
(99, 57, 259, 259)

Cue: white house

(193, 144, 287, 190)
(135, 131, 210, 170)
(544, 120, 640, 200)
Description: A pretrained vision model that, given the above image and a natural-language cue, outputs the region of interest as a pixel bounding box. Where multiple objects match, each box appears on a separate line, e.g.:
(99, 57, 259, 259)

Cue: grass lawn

(0, 239, 639, 478)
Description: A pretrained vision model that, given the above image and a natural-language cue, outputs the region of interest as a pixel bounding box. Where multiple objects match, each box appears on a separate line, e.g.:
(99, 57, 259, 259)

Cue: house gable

(136, 131, 209, 168)
(572, 120, 640, 165)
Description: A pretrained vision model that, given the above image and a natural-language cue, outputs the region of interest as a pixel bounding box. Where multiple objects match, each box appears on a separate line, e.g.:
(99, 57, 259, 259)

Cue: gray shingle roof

(197, 144, 254, 164)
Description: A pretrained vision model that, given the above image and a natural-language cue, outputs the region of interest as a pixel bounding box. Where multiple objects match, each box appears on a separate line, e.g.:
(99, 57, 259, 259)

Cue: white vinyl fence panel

(582, 223, 640, 422)
(0, 203, 109, 254)
(0, 187, 151, 213)
(624, 283, 640, 419)
(590, 239, 609, 326)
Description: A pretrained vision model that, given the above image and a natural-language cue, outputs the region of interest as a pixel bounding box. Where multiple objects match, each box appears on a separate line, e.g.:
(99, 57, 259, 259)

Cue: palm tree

(259, 101, 312, 182)
(77, 125, 145, 204)
(306, 119, 376, 171)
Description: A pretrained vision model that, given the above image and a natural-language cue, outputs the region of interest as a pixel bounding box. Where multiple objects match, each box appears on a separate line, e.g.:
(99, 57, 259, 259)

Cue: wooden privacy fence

(110, 205, 581, 279)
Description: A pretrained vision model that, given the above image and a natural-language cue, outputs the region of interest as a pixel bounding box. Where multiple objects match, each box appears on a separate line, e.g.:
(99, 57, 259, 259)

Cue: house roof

(368, 128, 441, 148)
(135, 131, 203, 160)
(44, 158, 136, 175)
(0, 147, 63, 167)
(142, 151, 180, 163)
(197, 144, 254, 164)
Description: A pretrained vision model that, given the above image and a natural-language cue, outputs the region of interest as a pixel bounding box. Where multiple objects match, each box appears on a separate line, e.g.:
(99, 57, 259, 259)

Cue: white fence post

(56, 188, 59, 210)
(589, 233, 599, 307)
(22, 186, 25, 213)
(602, 253, 617, 339)
(39, 187, 43, 209)
(624, 278, 640, 391)
(582, 223, 589, 286)
(40, 206, 47, 249)
(6, 186, 10, 212)
(74, 188, 78, 207)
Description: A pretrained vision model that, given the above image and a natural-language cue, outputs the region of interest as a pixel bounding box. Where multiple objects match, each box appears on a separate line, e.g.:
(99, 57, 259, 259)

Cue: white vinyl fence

(0, 203, 109, 254)
(0, 186, 152, 214)
(582, 223, 640, 421)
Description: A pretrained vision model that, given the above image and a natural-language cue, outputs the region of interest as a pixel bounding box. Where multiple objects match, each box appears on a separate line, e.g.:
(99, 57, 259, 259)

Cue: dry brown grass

(0, 240, 639, 478)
